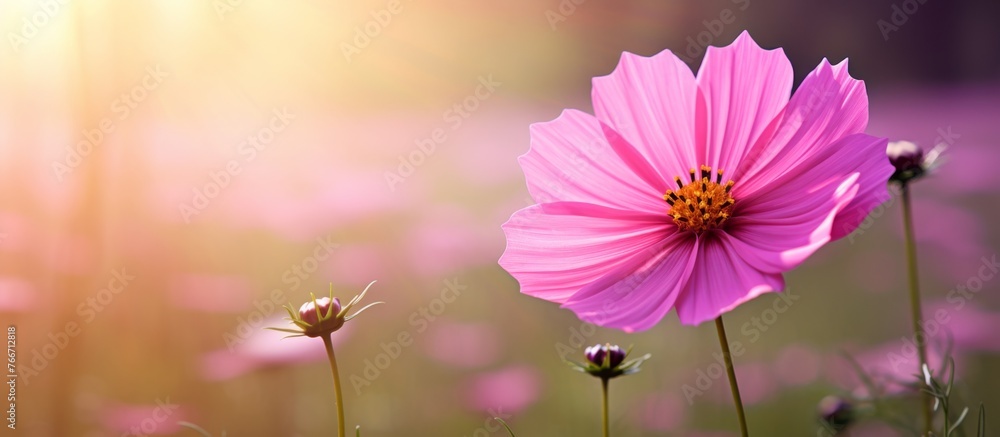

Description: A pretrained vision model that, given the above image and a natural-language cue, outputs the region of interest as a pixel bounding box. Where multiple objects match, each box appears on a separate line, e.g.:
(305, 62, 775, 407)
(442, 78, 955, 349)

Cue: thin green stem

(901, 183, 933, 434)
(322, 335, 346, 437)
(715, 316, 749, 437)
(601, 377, 610, 437)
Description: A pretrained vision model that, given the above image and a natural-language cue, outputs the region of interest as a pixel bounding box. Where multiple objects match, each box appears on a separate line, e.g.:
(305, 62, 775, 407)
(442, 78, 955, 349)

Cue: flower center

(663, 165, 735, 233)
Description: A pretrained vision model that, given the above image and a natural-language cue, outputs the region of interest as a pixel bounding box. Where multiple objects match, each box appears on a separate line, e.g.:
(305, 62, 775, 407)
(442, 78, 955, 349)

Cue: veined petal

(523, 109, 667, 214)
(733, 58, 869, 197)
(675, 234, 784, 326)
(500, 204, 672, 303)
(727, 134, 890, 272)
(695, 31, 793, 178)
(562, 232, 697, 332)
(592, 50, 699, 181)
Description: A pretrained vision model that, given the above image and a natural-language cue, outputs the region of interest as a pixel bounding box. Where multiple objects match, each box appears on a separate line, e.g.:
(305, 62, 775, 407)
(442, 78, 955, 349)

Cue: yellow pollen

(662, 165, 735, 233)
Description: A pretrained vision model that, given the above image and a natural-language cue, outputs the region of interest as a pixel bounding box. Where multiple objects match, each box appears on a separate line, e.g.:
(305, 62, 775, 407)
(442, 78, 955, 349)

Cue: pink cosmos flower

(500, 31, 893, 330)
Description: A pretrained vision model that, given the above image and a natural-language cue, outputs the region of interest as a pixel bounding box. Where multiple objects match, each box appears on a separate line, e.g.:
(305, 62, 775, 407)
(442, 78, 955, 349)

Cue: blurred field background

(1, 0, 999, 435)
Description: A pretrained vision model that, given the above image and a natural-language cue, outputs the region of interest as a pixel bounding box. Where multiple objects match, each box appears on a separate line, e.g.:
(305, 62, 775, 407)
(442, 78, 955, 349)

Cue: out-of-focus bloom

(501, 31, 892, 330)
(886, 140, 945, 184)
(925, 301, 1000, 353)
(773, 344, 822, 387)
(568, 343, 650, 380)
(424, 320, 500, 369)
(269, 281, 381, 338)
(825, 342, 951, 398)
(100, 402, 190, 436)
(199, 315, 352, 381)
(0, 277, 36, 312)
(167, 274, 254, 312)
(817, 395, 854, 432)
(464, 365, 542, 415)
(633, 393, 685, 432)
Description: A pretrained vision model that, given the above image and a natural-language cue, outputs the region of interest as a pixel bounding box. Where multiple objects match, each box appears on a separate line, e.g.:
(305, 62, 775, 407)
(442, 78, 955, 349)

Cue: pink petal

(727, 134, 890, 272)
(501, 203, 671, 303)
(695, 31, 793, 177)
(675, 235, 784, 326)
(562, 231, 697, 332)
(734, 59, 870, 196)
(591, 49, 699, 182)
(522, 109, 666, 213)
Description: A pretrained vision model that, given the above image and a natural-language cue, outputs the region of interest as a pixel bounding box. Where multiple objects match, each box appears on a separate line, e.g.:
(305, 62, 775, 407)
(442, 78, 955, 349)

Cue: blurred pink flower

(826, 341, 951, 398)
(706, 362, 778, 406)
(321, 244, 385, 286)
(0, 277, 36, 312)
(889, 197, 988, 280)
(167, 274, 254, 312)
(100, 402, 190, 435)
(424, 320, 500, 369)
(925, 301, 1000, 353)
(464, 365, 542, 414)
(405, 205, 499, 277)
(199, 315, 352, 381)
(501, 31, 892, 330)
(773, 344, 822, 387)
(633, 393, 685, 431)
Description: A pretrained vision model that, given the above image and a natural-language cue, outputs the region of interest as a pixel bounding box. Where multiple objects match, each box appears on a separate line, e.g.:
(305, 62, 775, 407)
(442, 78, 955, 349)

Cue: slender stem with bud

(715, 316, 749, 437)
(601, 377, 610, 437)
(322, 334, 346, 437)
(901, 183, 933, 433)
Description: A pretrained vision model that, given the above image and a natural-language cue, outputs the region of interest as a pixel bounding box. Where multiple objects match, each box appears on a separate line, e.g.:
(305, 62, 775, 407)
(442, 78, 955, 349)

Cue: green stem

(901, 183, 933, 434)
(715, 316, 749, 437)
(601, 377, 610, 437)
(322, 335, 346, 437)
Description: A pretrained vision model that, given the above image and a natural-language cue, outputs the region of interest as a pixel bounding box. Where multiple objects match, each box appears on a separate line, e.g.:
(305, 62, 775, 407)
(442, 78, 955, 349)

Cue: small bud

(268, 281, 383, 339)
(817, 395, 853, 432)
(887, 140, 946, 184)
(585, 344, 626, 368)
(566, 343, 650, 380)
(298, 297, 344, 337)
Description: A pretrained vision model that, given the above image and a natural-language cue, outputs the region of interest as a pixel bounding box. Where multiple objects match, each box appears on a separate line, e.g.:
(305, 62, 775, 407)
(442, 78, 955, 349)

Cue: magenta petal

(675, 235, 784, 326)
(592, 50, 699, 181)
(501, 204, 671, 303)
(562, 232, 697, 332)
(728, 134, 891, 271)
(523, 109, 666, 213)
(695, 31, 793, 176)
(734, 59, 869, 195)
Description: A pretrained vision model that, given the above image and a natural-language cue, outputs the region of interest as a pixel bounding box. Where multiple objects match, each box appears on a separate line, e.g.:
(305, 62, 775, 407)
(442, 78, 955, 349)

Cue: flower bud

(817, 395, 853, 432)
(268, 281, 383, 339)
(585, 344, 626, 368)
(567, 343, 650, 380)
(887, 140, 945, 184)
(298, 297, 344, 337)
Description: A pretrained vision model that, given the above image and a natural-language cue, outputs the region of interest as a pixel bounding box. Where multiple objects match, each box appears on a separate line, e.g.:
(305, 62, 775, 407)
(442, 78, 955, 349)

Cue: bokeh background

(1, 0, 999, 435)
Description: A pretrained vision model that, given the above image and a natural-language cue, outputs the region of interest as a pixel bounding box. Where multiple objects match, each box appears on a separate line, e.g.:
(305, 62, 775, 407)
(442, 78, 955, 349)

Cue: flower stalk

(322, 334, 346, 437)
(901, 183, 933, 433)
(601, 377, 610, 437)
(567, 344, 650, 437)
(715, 316, 749, 437)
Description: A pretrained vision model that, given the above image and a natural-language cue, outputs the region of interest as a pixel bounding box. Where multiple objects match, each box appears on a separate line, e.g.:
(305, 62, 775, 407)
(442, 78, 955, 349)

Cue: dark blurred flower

(887, 140, 945, 184)
(818, 395, 854, 432)
(269, 281, 381, 338)
(569, 343, 650, 380)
